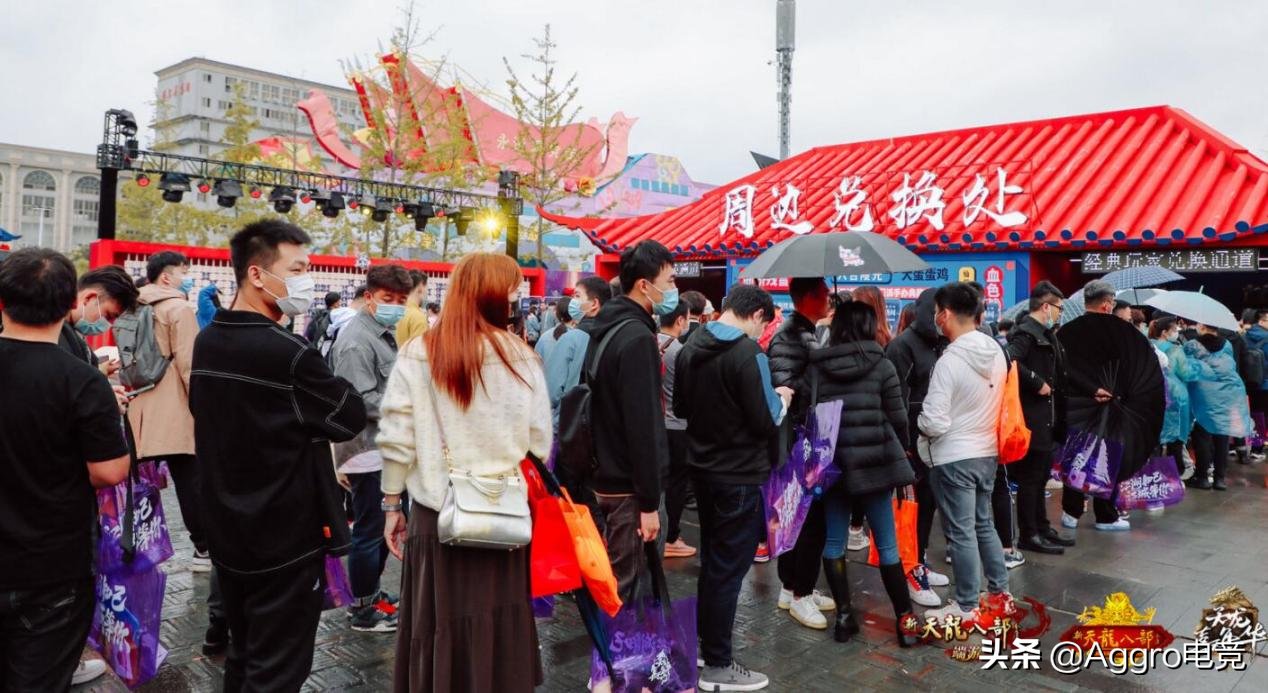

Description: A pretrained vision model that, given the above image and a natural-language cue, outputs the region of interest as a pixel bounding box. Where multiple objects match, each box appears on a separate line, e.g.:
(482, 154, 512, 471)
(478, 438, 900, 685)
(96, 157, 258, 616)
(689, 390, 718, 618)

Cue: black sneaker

(202, 622, 229, 656)
(350, 604, 398, 633)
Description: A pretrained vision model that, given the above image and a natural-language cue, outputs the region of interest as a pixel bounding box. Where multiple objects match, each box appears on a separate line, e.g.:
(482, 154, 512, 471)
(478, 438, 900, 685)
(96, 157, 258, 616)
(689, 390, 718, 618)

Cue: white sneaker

(1181, 448, 1196, 480)
(73, 659, 109, 685)
(777, 588, 835, 611)
(923, 565, 950, 586)
(907, 566, 941, 607)
(788, 595, 828, 630)
(1146, 504, 1165, 515)
(1003, 549, 1026, 570)
(1095, 518, 1131, 531)
(1045, 478, 1063, 490)
(191, 548, 212, 573)
(924, 600, 977, 624)
(1061, 512, 1079, 529)
(847, 526, 870, 552)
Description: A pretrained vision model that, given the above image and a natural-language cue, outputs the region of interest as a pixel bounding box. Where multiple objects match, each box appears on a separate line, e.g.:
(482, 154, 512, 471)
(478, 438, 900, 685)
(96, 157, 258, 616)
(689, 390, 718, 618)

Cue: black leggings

(1192, 423, 1229, 482)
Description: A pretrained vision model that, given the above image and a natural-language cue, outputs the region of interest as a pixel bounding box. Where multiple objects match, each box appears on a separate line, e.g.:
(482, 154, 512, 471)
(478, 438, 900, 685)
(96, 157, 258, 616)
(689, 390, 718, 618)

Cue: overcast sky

(3, 0, 1267, 185)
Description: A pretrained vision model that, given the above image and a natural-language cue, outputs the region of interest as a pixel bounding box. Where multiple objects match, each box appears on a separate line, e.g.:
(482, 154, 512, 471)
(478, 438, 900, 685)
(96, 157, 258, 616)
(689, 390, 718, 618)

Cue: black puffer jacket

(810, 340, 914, 496)
(884, 288, 946, 446)
(767, 311, 821, 424)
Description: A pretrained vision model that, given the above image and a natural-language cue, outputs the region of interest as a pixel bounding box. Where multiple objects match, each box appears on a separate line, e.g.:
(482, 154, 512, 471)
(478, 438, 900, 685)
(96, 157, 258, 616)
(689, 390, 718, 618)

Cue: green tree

(503, 24, 601, 266)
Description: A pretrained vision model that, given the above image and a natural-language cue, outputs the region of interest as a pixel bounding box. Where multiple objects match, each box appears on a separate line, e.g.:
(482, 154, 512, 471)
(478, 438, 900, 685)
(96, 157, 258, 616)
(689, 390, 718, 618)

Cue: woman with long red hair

(851, 286, 893, 347)
(378, 253, 551, 692)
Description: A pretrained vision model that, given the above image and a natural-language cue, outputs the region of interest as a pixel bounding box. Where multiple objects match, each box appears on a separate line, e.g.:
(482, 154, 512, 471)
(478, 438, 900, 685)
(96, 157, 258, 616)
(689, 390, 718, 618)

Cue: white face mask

(261, 269, 316, 317)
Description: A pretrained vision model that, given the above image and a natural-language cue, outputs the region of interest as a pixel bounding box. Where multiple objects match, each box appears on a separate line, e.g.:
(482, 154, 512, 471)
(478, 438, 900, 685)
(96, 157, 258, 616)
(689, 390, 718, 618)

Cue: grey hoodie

(918, 329, 1007, 465)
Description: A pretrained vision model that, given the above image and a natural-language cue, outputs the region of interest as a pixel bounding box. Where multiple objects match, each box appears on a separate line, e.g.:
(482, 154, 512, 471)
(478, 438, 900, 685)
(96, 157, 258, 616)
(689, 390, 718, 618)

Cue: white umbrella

(1144, 291, 1238, 332)
(1117, 288, 1167, 306)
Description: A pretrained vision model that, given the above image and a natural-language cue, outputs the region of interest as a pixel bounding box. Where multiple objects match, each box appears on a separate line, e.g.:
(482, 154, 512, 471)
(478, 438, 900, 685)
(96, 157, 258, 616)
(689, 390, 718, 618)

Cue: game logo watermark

(912, 589, 1268, 675)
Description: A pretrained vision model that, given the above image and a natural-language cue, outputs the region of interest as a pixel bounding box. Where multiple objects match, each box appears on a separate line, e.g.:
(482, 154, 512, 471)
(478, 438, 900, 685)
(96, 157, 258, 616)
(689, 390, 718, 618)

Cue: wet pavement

(80, 460, 1268, 692)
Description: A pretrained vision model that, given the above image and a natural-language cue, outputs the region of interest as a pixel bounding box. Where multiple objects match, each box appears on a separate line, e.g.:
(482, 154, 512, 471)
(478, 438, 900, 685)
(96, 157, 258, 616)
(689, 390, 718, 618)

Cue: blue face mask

(374, 303, 406, 328)
(647, 284, 680, 316)
(179, 277, 195, 294)
(75, 297, 110, 336)
(567, 298, 586, 322)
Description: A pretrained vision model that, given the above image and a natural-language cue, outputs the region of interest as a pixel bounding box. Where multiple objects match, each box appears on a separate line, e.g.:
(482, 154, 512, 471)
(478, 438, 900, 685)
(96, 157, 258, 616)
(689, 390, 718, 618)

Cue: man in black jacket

(765, 277, 835, 628)
(586, 240, 675, 604)
(675, 284, 790, 691)
(1006, 281, 1075, 555)
(678, 289, 707, 344)
(885, 288, 948, 579)
(190, 220, 366, 691)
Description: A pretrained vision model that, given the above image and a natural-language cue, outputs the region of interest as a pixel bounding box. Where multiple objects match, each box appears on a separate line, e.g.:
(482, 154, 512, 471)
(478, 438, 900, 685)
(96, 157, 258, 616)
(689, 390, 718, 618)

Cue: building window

(23, 170, 56, 191)
(203, 73, 212, 83)
(199, 144, 209, 155)
(225, 76, 236, 93)
(200, 121, 211, 133)
(74, 198, 99, 223)
(202, 97, 211, 108)
(217, 100, 230, 110)
(74, 176, 99, 196)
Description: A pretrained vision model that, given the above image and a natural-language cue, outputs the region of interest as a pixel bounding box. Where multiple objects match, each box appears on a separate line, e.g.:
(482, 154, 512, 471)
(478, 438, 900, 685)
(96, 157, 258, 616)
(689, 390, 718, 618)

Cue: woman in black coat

(808, 301, 918, 646)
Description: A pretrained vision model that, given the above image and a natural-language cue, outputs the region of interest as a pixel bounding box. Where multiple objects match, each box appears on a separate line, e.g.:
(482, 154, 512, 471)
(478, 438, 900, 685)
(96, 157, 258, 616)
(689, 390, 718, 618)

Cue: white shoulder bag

(428, 380, 531, 550)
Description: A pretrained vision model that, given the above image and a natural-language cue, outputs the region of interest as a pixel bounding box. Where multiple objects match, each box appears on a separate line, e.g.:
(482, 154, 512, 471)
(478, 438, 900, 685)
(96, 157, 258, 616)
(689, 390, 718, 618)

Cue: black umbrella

(1057, 313, 1165, 480)
(738, 231, 930, 280)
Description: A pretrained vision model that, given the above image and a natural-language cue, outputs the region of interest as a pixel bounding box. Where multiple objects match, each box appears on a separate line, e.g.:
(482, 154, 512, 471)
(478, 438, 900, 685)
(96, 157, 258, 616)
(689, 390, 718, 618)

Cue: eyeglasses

(1043, 302, 1065, 313)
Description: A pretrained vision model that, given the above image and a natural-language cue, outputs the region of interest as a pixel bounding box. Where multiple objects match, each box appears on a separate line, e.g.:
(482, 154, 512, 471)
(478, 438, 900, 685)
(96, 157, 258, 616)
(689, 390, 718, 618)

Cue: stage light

(300, 191, 312, 204)
(213, 179, 242, 208)
(135, 173, 150, 187)
(478, 208, 503, 235)
(454, 208, 475, 236)
(395, 203, 406, 215)
(413, 202, 434, 231)
(372, 197, 393, 222)
(249, 187, 262, 199)
(270, 186, 296, 213)
(322, 192, 346, 219)
(347, 195, 360, 210)
(110, 109, 138, 137)
(197, 180, 211, 194)
(159, 173, 191, 203)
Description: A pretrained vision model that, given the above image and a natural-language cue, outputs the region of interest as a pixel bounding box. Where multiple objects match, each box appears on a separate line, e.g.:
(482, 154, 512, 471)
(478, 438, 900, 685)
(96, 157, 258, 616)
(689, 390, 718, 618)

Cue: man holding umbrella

(1006, 281, 1076, 554)
(1060, 280, 1144, 532)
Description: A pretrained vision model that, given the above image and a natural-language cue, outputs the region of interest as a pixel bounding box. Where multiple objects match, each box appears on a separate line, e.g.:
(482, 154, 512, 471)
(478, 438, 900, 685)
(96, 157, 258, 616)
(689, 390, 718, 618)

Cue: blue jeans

(822, 485, 899, 564)
(694, 478, 764, 668)
(348, 471, 389, 603)
(930, 458, 1009, 610)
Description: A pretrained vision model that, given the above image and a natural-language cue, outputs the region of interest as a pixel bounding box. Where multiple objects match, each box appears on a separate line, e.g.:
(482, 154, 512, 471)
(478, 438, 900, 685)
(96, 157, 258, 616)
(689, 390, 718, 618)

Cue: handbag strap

(120, 412, 141, 563)
(425, 378, 454, 468)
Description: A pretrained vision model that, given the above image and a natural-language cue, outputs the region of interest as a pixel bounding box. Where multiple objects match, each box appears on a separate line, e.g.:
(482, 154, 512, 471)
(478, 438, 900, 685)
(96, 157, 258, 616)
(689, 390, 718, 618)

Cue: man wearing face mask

(190, 220, 366, 691)
(127, 251, 211, 570)
(545, 275, 613, 422)
(329, 264, 413, 633)
(674, 284, 790, 691)
(585, 240, 676, 605)
(1006, 281, 1075, 557)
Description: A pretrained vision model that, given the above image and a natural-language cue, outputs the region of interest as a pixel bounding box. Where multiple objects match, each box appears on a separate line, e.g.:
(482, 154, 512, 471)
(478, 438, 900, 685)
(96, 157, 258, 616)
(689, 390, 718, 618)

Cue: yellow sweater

(396, 303, 428, 346)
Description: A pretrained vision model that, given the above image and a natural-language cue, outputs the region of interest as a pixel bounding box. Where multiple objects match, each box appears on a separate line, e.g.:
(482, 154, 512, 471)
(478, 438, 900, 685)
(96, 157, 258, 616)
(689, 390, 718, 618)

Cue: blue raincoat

(1185, 337, 1254, 438)
(1152, 338, 1197, 444)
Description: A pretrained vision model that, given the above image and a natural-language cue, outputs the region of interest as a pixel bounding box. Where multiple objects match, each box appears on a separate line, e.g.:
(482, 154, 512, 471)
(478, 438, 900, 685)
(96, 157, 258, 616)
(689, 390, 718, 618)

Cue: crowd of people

(0, 220, 1261, 692)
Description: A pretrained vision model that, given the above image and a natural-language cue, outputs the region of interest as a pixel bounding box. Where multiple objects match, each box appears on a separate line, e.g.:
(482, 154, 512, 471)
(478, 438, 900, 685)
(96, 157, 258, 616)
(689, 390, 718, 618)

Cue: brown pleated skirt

(393, 504, 543, 693)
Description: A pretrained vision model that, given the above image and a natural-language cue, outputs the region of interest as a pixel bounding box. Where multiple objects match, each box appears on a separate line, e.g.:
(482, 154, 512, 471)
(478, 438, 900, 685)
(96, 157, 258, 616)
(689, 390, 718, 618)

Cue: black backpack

(556, 319, 637, 480)
(1242, 346, 1265, 388)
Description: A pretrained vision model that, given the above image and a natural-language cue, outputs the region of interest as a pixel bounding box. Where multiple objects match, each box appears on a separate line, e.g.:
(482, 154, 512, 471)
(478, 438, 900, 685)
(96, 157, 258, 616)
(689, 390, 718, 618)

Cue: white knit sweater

(378, 333, 553, 510)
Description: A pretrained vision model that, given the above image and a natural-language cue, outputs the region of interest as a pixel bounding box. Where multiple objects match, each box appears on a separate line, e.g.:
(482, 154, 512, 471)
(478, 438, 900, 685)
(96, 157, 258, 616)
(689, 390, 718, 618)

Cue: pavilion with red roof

(542, 105, 1268, 317)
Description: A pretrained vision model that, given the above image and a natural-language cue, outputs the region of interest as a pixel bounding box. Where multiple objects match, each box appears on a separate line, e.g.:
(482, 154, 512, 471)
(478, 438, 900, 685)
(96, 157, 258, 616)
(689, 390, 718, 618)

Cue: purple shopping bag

(1251, 413, 1266, 450)
(136, 459, 169, 490)
(321, 554, 354, 610)
(763, 400, 843, 557)
(589, 596, 697, 693)
(1116, 456, 1186, 510)
(1057, 427, 1123, 499)
(88, 566, 168, 689)
(97, 476, 174, 575)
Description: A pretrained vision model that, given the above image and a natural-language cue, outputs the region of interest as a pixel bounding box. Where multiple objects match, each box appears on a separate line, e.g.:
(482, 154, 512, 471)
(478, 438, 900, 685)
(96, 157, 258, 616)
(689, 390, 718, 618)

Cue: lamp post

(31, 206, 53, 248)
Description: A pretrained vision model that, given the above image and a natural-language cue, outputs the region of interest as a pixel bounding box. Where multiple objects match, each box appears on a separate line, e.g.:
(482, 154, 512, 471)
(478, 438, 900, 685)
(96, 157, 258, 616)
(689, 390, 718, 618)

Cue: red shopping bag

(530, 495, 584, 597)
(867, 494, 921, 573)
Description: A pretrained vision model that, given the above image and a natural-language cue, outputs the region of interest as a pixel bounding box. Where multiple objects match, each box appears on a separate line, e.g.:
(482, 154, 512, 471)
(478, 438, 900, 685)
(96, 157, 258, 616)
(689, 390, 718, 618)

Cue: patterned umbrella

(1102, 266, 1184, 290)
(1002, 299, 1031, 323)
(1060, 288, 1087, 325)
(739, 232, 930, 279)
(1117, 287, 1167, 306)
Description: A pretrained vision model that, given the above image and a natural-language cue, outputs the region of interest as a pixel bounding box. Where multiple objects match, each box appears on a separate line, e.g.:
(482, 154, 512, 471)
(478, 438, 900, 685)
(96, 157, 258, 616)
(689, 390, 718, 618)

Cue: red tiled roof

(541, 106, 1268, 258)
